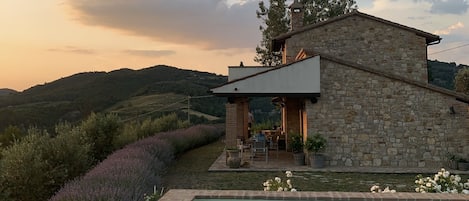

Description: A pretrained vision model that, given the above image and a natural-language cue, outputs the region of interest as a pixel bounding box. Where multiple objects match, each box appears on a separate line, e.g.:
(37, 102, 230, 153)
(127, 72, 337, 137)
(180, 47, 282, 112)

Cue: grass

(161, 139, 451, 193)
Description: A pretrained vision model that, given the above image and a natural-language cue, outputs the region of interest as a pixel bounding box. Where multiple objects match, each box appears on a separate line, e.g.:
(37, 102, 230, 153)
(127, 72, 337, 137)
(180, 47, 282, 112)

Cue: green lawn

(160, 139, 452, 192)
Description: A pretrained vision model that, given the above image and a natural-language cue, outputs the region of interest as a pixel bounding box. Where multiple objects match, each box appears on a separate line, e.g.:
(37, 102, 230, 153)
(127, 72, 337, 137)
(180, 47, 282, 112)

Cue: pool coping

(159, 189, 469, 201)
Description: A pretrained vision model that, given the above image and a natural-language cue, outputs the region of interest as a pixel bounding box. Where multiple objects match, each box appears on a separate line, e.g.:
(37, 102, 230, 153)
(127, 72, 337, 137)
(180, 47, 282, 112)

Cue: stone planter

(226, 149, 241, 168)
(309, 153, 325, 168)
(293, 152, 305, 165)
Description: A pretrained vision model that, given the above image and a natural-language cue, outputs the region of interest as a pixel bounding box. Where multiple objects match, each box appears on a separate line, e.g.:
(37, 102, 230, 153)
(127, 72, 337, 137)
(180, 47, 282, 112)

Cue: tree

(254, 0, 357, 66)
(254, 0, 289, 66)
(303, 0, 357, 25)
(455, 67, 469, 95)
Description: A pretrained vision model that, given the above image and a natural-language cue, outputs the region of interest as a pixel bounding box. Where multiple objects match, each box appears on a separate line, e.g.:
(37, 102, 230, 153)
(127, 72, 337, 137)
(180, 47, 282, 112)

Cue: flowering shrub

(415, 168, 469, 194)
(263, 171, 297, 192)
(50, 124, 223, 201)
(370, 185, 396, 193)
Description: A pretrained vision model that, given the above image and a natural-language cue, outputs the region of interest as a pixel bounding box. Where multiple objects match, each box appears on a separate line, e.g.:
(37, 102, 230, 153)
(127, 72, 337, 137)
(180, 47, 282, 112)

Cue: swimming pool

(159, 189, 469, 200)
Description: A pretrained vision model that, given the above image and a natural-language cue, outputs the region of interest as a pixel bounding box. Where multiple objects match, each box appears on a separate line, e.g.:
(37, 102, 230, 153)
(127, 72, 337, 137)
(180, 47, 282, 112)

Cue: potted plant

(289, 134, 305, 165)
(305, 133, 327, 168)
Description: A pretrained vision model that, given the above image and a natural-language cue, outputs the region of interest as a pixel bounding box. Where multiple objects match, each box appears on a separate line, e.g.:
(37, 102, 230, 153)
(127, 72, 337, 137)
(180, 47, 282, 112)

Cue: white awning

(211, 56, 320, 97)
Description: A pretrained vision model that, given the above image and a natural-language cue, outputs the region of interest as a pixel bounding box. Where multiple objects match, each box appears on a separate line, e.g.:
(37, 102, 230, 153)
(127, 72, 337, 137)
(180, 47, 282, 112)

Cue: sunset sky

(1, 0, 468, 91)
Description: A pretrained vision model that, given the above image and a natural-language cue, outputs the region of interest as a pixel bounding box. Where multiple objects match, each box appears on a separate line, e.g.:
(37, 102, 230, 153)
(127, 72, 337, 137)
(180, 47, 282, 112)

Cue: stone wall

(306, 59, 469, 168)
(285, 15, 429, 83)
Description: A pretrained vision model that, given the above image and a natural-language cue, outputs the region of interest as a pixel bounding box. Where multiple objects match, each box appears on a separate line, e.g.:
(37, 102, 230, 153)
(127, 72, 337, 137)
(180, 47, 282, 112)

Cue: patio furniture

(237, 139, 250, 162)
(269, 135, 280, 158)
(251, 139, 268, 163)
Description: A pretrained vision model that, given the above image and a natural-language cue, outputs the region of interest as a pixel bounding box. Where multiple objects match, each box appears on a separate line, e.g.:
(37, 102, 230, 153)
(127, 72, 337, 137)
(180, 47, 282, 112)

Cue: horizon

(1, 0, 468, 91)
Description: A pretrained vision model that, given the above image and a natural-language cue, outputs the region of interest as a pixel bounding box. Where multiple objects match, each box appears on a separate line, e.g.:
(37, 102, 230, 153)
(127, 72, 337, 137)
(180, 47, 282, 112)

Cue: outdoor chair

(269, 135, 280, 158)
(251, 139, 268, 163)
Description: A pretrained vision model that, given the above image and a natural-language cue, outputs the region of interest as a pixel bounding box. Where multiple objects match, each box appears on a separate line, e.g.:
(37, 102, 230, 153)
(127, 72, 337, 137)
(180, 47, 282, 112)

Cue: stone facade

(224, 98, 249, 147)
(305, 58, 469, 168)
(214, 8, 469, 169)
(283, 14, 430, 83)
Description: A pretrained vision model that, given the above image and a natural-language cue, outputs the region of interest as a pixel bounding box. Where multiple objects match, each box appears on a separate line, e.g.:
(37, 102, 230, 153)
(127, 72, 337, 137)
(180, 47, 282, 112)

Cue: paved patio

(209, 149, 467, 174)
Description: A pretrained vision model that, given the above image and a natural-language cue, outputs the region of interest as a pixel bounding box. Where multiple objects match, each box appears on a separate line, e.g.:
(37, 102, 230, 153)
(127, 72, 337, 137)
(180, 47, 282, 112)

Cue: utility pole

(187, 96, 190, 124)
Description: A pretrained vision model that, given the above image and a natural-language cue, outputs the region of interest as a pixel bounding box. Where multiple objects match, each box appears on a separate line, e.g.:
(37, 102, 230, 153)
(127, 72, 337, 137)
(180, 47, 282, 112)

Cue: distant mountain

(0, 65, 227, 131)
(0, 88, 17, 96)
(428, 60, 469, 90)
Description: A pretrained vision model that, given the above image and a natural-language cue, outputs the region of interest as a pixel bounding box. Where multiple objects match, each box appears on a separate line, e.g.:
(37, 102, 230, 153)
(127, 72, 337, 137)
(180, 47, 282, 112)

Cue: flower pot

(458, 162, 469, 171)
(293, 152, 305, 165)
(309, 153, 325, 168)
(226, 149, 241, 168)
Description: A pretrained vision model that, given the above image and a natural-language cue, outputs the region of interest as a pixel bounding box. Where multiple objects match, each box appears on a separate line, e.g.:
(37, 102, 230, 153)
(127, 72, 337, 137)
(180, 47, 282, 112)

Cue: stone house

(211, 1, 469, 168)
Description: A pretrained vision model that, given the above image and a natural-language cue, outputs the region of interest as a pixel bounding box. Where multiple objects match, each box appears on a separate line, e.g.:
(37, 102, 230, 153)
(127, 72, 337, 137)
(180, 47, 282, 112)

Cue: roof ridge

(272, 10, 441, 51)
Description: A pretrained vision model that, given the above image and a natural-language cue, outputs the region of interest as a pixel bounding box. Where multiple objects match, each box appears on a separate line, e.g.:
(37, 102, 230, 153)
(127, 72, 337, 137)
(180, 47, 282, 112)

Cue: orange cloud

(434, 22, 464, 35)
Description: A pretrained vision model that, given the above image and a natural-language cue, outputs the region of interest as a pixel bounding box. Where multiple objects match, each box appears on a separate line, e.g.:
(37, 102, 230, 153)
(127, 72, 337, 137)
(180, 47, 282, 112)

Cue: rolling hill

(428, 60, 469, 90)
(0, 88, 17, 96)
(0, 65, 227, 131)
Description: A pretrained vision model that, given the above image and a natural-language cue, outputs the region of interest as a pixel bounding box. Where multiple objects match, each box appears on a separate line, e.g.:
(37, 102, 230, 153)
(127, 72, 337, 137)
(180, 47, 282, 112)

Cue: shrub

(289, 134, 304, 153)
(415, 168, 469, 194)
(114, 121, 140, 149)
(80, 113, 120, 162)
(157, 124, 224, 155)
(455, 67, 469, 95)
(0, 129, 51, 201)
(0, 125, 26, 148)
(0, 126, 92, 201)
(113, 114, 189, 149)
(305, 133, 327, 154)
(50, 124, 223, 201)
(152, 113, 188, 132)
(50, 140, 170, 201)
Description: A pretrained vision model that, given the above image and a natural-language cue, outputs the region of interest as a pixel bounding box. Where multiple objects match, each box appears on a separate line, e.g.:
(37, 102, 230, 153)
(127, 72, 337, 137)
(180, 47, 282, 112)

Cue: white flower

(443, 171, 450, 178)
(370, 185, 380, 193)
(291, 188, 297, 192)
(262, 171, 297, 192)
(382, 187, 390, 193)
(426, 182, 432, 188)
(415, 187, 420, 192)
(275, 177, 281, 183)
(455, 175, 461, 183)
(462, 189, 469, 194)
(287, 179, 292, 188)
(450, 189, 458, 194)
(418, 179, 424, 185)
(464, 182, 469, 189)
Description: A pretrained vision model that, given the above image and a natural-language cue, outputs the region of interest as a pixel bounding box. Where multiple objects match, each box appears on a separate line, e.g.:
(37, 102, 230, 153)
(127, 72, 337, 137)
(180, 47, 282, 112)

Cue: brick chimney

(289, 0, 304, 31)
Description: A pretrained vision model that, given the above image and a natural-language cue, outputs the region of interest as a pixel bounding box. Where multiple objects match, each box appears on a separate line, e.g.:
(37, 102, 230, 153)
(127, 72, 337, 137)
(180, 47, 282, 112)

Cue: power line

(120, 97, 188, 122)
(429, 43, 469, 55)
